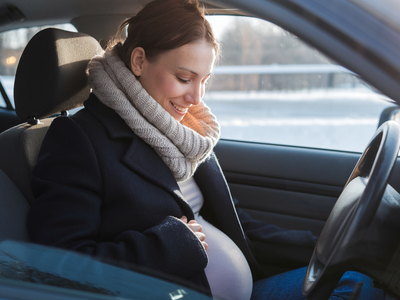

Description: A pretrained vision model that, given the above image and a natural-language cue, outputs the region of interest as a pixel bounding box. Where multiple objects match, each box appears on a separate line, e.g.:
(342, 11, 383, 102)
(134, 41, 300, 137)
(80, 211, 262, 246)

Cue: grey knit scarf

(86, 50, 220, 181)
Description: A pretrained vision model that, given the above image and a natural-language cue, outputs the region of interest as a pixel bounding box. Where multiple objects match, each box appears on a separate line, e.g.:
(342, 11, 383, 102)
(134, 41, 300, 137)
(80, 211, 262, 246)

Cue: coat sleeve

(28, 116, 207, 279)
(234, 199, 318, 267)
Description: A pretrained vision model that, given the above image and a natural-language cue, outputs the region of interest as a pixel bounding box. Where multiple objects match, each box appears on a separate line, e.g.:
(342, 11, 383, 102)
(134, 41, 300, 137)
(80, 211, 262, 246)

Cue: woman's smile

(171, 101, 189, 114)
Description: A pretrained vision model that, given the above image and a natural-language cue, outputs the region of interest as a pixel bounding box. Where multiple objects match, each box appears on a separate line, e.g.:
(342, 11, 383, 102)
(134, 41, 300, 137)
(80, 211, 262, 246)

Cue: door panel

(214, 139, 361, 235)
(229, 184, 333, 235)
(215, 139, 400, 235)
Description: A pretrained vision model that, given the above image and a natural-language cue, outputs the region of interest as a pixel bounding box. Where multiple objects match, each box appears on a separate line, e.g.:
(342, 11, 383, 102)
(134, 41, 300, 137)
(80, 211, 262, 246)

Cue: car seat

(0, 28, 102, 242)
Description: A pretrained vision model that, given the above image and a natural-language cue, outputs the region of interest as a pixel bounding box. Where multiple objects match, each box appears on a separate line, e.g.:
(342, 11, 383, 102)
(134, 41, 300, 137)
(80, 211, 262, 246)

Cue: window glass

(0, 24, 76, 108)
(0, 240, 212, 299)
(205, 16, 393, 152)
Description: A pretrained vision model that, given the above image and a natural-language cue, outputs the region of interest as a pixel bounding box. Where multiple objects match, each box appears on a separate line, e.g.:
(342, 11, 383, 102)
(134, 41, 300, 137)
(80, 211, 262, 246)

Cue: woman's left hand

(180, 216, 208, 251)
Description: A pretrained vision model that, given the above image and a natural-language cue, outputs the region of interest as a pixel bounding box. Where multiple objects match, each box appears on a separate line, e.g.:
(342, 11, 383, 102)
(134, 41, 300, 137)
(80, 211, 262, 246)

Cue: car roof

(0, 0, 235, 41)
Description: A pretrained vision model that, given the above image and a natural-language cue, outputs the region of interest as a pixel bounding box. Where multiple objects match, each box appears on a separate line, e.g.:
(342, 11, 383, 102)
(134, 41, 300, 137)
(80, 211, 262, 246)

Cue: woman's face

(131, 40, 216, 122)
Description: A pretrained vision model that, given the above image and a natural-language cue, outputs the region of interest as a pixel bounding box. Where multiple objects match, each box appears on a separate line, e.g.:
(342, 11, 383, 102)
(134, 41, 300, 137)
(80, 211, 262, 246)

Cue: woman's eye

(177, 77, 190, 83)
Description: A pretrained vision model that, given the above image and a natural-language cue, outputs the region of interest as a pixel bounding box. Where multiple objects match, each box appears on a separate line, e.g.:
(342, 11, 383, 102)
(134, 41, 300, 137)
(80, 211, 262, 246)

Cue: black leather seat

(0, 28, 102, 242)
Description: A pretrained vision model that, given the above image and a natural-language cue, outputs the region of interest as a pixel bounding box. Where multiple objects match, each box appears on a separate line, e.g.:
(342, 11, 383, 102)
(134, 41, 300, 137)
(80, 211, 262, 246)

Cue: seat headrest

(14, 28, 103, 121)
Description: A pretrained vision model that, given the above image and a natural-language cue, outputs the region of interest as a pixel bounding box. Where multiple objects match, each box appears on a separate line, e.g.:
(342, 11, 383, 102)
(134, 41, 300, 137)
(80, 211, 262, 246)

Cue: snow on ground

(203, 89, 394, 152)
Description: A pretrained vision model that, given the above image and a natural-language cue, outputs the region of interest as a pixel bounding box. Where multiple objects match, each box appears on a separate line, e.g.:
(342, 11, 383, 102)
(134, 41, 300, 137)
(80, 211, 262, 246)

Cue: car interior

(0, 28, 103, 240)
(0, 0, 400, 299)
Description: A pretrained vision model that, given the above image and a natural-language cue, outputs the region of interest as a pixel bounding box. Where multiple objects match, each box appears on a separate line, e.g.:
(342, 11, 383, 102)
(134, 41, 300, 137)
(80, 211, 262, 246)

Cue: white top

(178, 177, 253, 300)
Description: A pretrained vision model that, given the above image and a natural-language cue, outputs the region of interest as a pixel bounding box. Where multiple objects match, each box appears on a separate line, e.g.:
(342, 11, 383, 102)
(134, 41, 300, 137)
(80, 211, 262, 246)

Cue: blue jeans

(251, 267, 384, 300)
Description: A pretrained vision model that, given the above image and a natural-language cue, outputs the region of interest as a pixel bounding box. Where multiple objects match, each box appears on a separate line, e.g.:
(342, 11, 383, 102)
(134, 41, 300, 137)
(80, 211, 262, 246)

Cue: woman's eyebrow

(177, 67, 212, 78)
(177, 67, 198, 75)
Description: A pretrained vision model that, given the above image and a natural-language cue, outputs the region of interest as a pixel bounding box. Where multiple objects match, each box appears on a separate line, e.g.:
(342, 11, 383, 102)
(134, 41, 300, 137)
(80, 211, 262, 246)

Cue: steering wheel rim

(302, 120, 400, 300)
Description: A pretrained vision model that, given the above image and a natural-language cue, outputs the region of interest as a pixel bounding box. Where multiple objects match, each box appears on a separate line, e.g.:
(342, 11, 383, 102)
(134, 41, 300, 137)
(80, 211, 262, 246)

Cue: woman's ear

(130, 47, 146, 76)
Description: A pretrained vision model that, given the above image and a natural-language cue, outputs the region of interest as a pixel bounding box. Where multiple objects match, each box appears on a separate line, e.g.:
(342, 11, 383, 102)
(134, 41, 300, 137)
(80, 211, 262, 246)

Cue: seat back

(0, 28, 102, 234)
(0, 169, 30, 242)
(0, 119, 53, 203)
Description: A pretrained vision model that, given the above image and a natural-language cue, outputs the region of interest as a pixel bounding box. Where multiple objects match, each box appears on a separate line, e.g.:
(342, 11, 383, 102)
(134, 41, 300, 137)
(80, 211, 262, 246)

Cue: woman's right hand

(180, 216, 208, 251)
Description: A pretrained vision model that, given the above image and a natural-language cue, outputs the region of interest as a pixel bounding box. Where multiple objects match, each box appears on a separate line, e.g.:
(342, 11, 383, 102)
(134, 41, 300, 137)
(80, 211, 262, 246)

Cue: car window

(0, 24, 76, 109)
(206, 16, 394, 153)
(0, 240, 212, 299)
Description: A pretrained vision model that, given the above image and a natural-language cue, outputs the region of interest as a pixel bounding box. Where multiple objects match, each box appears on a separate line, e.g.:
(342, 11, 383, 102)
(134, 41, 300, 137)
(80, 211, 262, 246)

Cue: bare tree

(212, 17, 336, 91)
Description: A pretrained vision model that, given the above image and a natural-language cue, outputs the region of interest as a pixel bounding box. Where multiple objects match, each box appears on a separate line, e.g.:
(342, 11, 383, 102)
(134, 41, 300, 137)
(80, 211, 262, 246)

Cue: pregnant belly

(196, 215, 253, 300)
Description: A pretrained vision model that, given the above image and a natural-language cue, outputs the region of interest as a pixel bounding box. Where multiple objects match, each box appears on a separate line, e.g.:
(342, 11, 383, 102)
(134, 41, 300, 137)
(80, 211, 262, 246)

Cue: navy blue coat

(28, 94, 315, 289)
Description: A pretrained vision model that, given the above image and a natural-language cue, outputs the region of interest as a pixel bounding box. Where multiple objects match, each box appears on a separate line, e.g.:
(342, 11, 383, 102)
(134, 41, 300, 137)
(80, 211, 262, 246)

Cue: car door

(206, 14, 399, 273)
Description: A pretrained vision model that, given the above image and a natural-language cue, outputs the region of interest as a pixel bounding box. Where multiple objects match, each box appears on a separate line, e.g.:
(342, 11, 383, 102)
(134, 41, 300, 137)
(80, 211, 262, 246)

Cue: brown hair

(110, 0, 219, 70)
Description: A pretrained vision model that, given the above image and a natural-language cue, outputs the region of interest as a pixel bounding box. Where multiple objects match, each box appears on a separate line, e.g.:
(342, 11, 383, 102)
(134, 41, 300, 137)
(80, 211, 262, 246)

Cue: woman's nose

(185, 83, 202, 105)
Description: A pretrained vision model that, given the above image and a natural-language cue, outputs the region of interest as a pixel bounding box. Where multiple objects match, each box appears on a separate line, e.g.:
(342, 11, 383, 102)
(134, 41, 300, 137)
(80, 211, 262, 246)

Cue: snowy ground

(203, 89, 394, 152)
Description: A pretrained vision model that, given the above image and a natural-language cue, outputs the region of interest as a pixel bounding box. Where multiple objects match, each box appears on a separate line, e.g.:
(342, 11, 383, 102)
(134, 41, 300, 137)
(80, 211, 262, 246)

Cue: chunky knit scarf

(86, 49, 220, 181)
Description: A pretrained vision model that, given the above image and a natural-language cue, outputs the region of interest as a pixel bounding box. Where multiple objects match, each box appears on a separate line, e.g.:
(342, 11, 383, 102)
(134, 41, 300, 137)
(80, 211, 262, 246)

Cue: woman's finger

(195, 231, 206, 241)
(194, 232, 208, 250)
(187, 223, 202, 232)
(202, 242, 208, 251)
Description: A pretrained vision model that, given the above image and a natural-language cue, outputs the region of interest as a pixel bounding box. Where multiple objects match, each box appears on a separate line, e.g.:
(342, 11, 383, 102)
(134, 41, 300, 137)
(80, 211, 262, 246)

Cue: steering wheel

(302, 120, 400, 300)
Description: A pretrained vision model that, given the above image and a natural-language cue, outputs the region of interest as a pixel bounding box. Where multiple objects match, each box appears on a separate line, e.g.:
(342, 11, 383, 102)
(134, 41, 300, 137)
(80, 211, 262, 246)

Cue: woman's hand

(180, 216, 208, 251)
